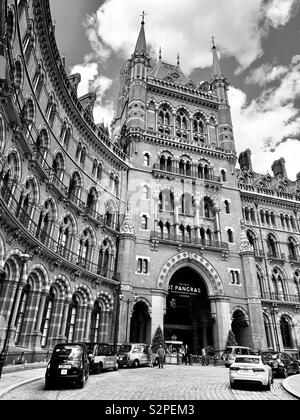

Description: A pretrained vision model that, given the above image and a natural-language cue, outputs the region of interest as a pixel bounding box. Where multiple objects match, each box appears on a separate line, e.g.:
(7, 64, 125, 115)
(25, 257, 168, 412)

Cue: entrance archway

(164, 267, 213, 354)
(231, 309, 250, 346)
(130, 301, 151, 343)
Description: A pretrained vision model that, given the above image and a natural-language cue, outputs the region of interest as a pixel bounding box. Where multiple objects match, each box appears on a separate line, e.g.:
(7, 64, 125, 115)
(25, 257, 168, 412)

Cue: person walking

(148, 345, 153, 367)
(157, 344, 165, 369)
(201, 347, 207, 366)
(185, 345, 190, 365)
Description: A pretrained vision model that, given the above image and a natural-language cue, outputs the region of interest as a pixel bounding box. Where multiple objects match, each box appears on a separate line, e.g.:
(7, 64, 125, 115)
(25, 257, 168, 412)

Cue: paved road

(0, 364, 296, 400)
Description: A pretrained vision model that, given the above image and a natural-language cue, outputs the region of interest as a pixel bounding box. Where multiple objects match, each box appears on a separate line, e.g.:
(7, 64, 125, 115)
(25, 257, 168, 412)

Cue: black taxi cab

(45, 342, 89, 389)
(84, 342, 119, 374)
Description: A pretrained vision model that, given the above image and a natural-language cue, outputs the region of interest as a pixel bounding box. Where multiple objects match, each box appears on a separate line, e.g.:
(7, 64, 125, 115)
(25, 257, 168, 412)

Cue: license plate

(59, 365, 71, 369)
(241, 369, 252, 373)
(60, 370, 68, 375)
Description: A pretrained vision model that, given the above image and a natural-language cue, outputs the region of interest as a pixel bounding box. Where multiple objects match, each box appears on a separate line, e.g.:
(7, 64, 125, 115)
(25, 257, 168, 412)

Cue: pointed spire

(211, 36, 223, 78)
(177, 53, 180, 67)
(159, 47, 162, 61)
(134, 11, 147, 55)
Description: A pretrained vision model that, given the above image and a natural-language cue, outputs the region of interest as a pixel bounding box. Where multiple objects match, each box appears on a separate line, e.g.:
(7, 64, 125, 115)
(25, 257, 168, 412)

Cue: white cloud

(245, 63, 289, 86)
(80, 0, 298, 75)
(264, 0, 298, 27)
(230, 58, 300, 180)
(70, 63, 114, 126)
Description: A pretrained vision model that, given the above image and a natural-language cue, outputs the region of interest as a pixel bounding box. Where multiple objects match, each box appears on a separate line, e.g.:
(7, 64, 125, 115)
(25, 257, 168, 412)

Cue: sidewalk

(0, 365, 46, 398)
(282, 374, 300, 399)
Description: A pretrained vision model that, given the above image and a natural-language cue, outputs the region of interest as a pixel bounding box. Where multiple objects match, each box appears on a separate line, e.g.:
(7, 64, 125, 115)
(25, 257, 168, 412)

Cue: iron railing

(151, 231, 229, 249)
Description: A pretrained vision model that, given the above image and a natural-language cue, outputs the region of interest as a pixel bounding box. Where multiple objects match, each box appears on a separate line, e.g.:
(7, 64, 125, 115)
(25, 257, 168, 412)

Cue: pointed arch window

(224, 200, 230, 214)
(15, 283, 30, 345)
(66, 295, 79, 343)
(141, 215, 148, 230)
(90, 301, 102, 343)
(40, 288, 55, 347)
(280, 317, 293, 349)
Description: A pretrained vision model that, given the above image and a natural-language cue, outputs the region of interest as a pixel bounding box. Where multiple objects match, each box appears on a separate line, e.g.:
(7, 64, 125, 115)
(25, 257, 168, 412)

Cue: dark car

(83, 342, 119, 374)
(45, 343, 89, 389)
(261, 351, 300, 378)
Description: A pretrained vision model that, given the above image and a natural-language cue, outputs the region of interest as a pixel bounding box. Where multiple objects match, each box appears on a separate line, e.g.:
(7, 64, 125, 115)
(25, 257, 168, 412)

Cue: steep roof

(148, 60, 190, 85)
(134, 22, 147, 55)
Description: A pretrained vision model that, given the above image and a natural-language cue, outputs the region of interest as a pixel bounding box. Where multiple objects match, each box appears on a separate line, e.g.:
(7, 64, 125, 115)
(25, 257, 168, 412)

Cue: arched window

(227, 229, 234, 243)
(142, 185, 150, 200)
(158, 105, 171, 135)
(280, 214, 285, 229)
(86, 188, 97, 217)
(159, 190, 174, 212)
(293, 270, 300, 300)
(144, 153, 150, 166)
(186, 161, 191, 177)
(204, 197, 214, 219)
(78, 229, 93, 269)
(14, 60, 23, 89)
(181, 194, 193, 216)
(225, 200, 230, 214)
(80, 147, 86, 166)
(90, 302, 102, 343)
(176, 109, 189, 139)
(247, 230, 257, 254)
(193, 113, 205, 142)
(221, 170, 226, 182)
(114, 177, 119, 197)
(76, 142, 82, 160)
(40, 288, 55, 347)
(66, 295, 79, 343)
(271, 212, 276, 227)
(280, 317, 293, 349)
(7, 10, 14, 43)
(97, 163, 103, 180)
(15, 283, 30, 344)
(271, 268, 286, 301)
(250, 208, 256, 223)
(141, 215, 148, 230)
(97, 239, 114, 277)
(288, 237, 298, 261)
(267, 233, 278, 258)
(58, 216, 74, 259)
(260, 210, 265, 224)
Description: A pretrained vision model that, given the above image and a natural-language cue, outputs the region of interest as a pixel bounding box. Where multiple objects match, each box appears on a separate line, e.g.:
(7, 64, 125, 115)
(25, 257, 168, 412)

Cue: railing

(151, 231, 229, 249)
(261, 291, 300, 303)
(0, 177, 119, 281)
(267, 252, 285, 261)
(153, 163, 221, 183)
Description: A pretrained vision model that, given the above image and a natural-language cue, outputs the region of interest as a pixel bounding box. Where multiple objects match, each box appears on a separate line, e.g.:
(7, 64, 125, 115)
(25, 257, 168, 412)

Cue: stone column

(74, 305, 87, 342)
(214, 208, 222, 243)
(48, 299, 65, 347)
(31, 291, 47, 349)
(59, 299, 71, 339)
(210, 296, 231, 351)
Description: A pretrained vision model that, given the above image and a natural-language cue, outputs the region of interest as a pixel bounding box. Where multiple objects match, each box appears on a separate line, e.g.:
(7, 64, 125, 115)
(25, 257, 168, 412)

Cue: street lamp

(0, 253, 30, 379)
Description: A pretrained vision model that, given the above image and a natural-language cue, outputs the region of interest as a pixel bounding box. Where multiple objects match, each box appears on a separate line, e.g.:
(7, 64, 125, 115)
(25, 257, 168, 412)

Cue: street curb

(0, 374, 44, 399)
(282, 377, 300, 400)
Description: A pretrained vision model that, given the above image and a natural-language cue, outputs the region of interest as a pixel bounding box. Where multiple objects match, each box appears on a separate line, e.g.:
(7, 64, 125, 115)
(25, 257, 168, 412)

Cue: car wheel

(45, 378, 53, 390)
(133, 359, 139, 368)
(230, 382, 236, 389)
(79, 372, 85, 389)
(265, 378, 271, 391)
(113, 362, 119, 371)
(95, 363, 103, 374)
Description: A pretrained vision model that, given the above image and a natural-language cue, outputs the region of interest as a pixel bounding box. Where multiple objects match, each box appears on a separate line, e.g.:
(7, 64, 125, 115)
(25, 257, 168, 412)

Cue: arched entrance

(130, 301, 151, 344)
(231, 309, 250, 346)
(164, 267, 213, 354)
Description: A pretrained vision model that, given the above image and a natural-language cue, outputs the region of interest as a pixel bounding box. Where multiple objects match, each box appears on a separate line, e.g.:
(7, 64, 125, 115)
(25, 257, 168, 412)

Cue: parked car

(45, 343, 89, 389)
(229, 355, 273, 390)
(222, 346, 255, 368)
(261, 351, 300, 378)
(83, 342, 119, 374)
(117, 343, 151, 368)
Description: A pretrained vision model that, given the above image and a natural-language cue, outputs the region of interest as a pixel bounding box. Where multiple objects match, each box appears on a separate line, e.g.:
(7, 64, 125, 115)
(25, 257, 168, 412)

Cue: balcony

(152, 163, 221, 183)
(46, 169, 68, 198)
(288, 254, 300, 266)
(267, 252, 286, 263)
(254, 249, 265, 260)
(261, 291, 300, 304)
(150, 231, 228, 251)
(29, 147, 50, 181)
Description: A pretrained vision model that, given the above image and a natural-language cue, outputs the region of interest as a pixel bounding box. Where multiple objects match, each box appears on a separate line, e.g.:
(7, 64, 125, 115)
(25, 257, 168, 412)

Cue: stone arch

(157, 252, 224, 296)
(0, 232, 6, 268)
(276, 311, 297, 327)
(5, 147, 22, 180)
(230, 306, 249, 324)
(52, 275, 72, 300)
(134, 296, 152, 315)
(96, 290, 114, 311)
(74, 283, 93, 307)
(28, 263, 50, 293)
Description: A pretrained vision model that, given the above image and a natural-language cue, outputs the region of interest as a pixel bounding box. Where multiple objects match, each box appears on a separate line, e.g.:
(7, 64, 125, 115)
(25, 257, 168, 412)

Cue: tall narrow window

(40, 289, 54, 347)
(15, 284, 30, 345)
(66, 295, 79, 343)
(227, 229, 234, 243)
(90, 302, 102, 343)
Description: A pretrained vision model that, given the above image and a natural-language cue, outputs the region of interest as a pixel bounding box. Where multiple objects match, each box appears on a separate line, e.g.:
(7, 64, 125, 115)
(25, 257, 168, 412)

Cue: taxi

(84, 342, 119, 374)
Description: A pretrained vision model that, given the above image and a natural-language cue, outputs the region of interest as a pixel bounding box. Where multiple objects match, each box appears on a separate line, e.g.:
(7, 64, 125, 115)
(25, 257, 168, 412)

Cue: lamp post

(0, 253, 30, 379)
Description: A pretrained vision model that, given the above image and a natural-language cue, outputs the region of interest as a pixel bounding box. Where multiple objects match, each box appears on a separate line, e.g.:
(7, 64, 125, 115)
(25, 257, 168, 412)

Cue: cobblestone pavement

(0, 364, 296, 400)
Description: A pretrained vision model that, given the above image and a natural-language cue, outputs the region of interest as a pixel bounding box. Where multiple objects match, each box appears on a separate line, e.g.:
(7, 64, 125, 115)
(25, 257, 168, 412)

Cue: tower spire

(177, 53, 180, 67)
(134, 12, 147, 55)
(211, 36, 223, 78)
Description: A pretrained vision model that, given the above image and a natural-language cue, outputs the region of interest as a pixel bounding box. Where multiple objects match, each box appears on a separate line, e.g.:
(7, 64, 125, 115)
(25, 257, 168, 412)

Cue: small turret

(238, 149, 252, 172)
(271, 158, 287, 179)
(127, 12, 151, 130)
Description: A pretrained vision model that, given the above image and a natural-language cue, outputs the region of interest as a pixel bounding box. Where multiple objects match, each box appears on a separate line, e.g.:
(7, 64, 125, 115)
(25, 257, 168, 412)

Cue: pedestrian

(201, 347, 207, 366)
(185, 345, 190, 365)
(148, 345, 153, 367)
(157, 344, 165, 369)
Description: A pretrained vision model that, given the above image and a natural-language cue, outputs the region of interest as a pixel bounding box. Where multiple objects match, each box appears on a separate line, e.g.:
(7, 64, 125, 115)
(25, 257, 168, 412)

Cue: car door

(104, 344, 116, 369)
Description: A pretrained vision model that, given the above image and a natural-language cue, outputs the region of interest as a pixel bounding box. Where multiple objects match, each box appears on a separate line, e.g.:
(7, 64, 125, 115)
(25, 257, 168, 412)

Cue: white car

(229, 355, 273, 390)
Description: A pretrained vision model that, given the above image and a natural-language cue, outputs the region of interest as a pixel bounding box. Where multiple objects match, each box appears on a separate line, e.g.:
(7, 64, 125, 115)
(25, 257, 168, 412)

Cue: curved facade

(0, 0, 299, 358)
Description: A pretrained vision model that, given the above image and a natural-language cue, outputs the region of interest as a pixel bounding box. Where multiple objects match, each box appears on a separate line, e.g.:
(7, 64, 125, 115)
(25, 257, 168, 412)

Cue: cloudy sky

(50, 0, 300, 180)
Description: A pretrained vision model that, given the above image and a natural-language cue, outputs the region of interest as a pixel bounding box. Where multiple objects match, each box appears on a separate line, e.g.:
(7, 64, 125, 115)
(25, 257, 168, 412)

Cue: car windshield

(52, 345, 83, 361)
(234, 357, 260, 364)
(118, 345, 132, 353)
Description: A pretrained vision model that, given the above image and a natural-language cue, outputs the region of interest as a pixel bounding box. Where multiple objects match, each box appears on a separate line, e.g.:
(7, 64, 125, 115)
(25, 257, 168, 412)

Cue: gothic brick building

(0, 0, 299, 360)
